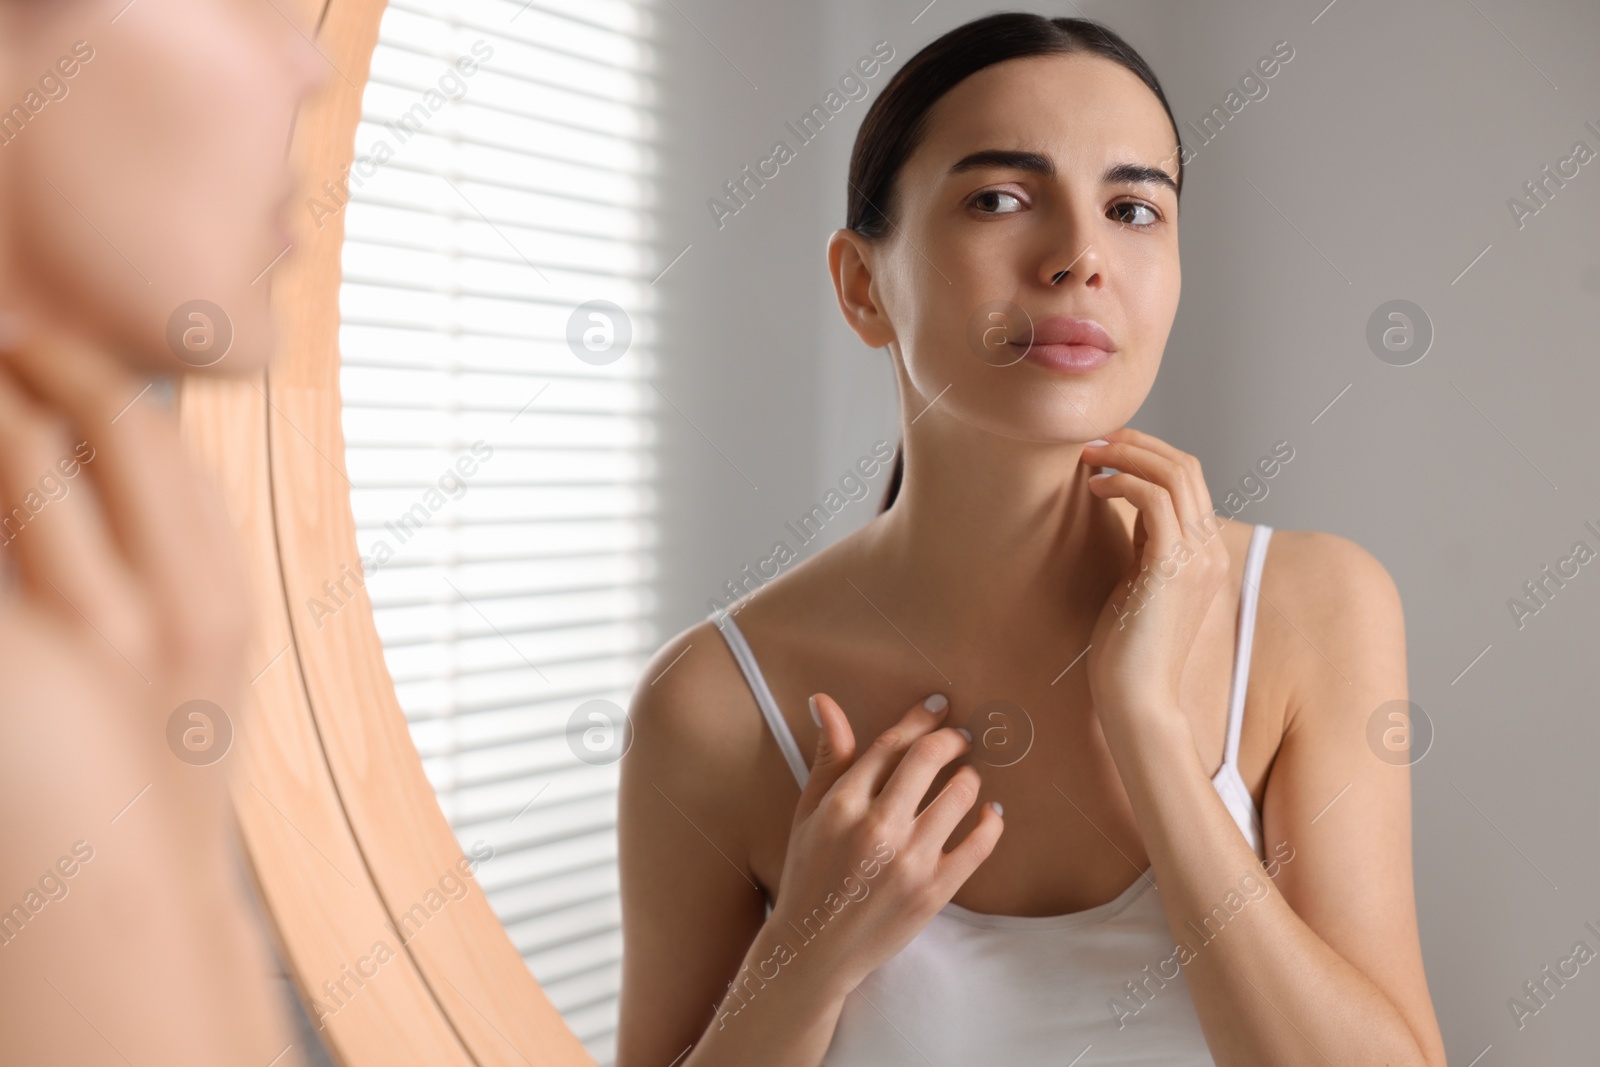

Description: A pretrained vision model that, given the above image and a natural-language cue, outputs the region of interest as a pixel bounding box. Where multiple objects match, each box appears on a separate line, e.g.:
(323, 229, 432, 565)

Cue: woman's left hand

(1081, 428, 1231, 737)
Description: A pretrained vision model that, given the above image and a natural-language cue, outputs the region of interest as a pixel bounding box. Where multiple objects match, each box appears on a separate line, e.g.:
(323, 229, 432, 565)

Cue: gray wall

(651, 1, 1600, 1061)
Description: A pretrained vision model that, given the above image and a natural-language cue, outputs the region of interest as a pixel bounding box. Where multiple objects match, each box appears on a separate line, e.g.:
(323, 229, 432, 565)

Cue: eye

(1111, 200, 1161, 228)
(969, 189, 1026, 215)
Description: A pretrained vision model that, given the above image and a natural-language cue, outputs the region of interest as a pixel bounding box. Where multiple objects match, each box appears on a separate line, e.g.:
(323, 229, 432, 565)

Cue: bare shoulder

(1251, 530, 1444, 1063)
(627, 519, 874, 768)
(616, 619, 789, 1061)
(1265, 527, 1402, 618)
(1253, 526, 1406, 733)
(624, 618, 773, 820)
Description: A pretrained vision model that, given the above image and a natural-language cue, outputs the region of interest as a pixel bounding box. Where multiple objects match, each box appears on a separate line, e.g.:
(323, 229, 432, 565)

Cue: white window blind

(337, 1, 657, 1060)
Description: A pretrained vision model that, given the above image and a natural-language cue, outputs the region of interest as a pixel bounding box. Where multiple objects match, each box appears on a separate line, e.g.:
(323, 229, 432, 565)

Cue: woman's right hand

(766, 692, 1005, 996)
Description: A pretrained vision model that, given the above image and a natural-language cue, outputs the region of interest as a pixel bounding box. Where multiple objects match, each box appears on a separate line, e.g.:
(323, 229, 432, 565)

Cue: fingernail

(956, 727, 972, 742)
(809, 696, 821, 728)
(1090, 471, 1115, 480)
(1085, 437, 1109, 446)
(923, 693, 948, 713)
(990, 800, 1004, 816)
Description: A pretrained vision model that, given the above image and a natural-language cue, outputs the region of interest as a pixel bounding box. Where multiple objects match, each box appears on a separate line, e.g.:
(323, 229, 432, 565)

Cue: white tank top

(708, 523, 1274, 1065)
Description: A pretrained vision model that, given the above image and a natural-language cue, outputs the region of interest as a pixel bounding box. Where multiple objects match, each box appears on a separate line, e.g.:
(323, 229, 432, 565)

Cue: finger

(874, 725, 972, 825)
(1091, 431, 1230, 594)
(909, 763, 987, 851)
(0, 367, 145, 656)
(933, 799, 1004, 895)
(1088, 468, 1184, 562)
(837, 692, 952, 801)
(793, 692, 858, 824)
(1101, 429, 1218, 536)
(1083, 437, 1200, 534)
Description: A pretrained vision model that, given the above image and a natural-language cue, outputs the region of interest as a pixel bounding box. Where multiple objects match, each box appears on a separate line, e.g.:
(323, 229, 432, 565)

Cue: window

(338, 1, 657, 1059)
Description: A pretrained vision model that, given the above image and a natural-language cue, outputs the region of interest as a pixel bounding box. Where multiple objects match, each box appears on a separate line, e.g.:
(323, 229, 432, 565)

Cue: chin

(151, 281, 278, 378)
(106, 307, 274, 380)
(179, 324, 277, 378)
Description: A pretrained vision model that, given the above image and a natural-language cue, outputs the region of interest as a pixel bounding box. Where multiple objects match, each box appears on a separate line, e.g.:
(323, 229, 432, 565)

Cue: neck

(860, 416, 1134, 629)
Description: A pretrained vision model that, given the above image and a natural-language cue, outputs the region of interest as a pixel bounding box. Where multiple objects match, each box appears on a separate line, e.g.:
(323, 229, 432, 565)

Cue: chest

(741, 572, 1289, 918)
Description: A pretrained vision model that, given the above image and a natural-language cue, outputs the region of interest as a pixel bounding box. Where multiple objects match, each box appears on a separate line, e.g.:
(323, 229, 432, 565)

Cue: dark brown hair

(852, 13, 1184, 513)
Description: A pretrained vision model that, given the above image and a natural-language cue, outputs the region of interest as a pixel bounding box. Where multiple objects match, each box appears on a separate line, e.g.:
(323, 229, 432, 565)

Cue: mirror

(181, 0, 602, 1062)
(335, 0, 654, 1058)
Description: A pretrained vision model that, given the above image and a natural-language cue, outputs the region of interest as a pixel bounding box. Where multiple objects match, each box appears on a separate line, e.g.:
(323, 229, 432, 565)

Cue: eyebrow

(948, 149, 1178, 195)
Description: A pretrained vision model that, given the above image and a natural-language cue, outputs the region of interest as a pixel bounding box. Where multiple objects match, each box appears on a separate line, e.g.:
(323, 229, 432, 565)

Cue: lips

(1018, 316, 1114, 351)
(1006, 315, 1116, 374)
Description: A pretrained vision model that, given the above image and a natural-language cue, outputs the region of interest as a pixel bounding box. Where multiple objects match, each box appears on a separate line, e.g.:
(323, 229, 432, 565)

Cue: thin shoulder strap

(710, 611, 809, 789)
(1224, 524, 1273, 769)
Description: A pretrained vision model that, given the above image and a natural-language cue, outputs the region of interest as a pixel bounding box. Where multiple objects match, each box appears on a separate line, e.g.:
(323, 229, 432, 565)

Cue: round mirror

(180, 0, 637, 1061)
(336, 0, 655, 1057)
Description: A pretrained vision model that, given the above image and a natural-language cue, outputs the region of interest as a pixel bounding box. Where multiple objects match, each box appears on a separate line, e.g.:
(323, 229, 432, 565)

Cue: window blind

(337, 1, 658, 1060)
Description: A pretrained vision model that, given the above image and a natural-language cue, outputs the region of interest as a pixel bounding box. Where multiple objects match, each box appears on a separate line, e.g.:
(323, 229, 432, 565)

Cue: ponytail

(879, 441, 903, 513)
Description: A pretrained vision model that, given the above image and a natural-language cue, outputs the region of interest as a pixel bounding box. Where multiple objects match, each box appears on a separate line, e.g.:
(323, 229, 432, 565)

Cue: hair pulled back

(847, 13, 1184, 513)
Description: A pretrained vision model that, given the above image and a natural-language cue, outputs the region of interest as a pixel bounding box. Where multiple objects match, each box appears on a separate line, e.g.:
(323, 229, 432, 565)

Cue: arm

(615, 625, 847, 1067)
(1103, 531, 1446, 1066)
(616, 627, 1000, 1066)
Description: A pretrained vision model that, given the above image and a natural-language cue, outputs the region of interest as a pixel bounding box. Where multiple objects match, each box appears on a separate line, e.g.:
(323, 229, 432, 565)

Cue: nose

(1041, 241, 1102, 289)
(1038, 201, 1105, 290)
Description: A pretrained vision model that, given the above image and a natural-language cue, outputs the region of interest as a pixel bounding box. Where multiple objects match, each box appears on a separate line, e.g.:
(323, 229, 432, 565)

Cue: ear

(826, 228, 896, 349)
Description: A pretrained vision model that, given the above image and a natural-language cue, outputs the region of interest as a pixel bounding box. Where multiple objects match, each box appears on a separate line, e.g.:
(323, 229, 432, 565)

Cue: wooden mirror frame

(179, 1, 595, 1062)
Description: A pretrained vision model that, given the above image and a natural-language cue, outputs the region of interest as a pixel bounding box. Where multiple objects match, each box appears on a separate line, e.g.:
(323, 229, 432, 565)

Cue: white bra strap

(711, 611, 810, 788)
(1225, 524, 1273, 770)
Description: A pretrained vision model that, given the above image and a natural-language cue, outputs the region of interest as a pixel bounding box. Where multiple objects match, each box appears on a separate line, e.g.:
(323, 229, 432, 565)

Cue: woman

(619, 12, 1448, 1066)
(0, 0, 323, 1063)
